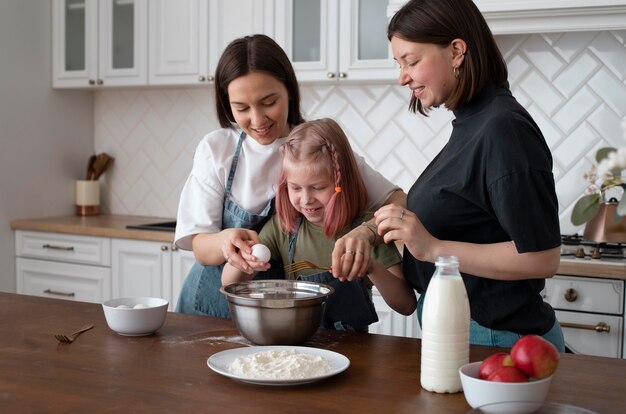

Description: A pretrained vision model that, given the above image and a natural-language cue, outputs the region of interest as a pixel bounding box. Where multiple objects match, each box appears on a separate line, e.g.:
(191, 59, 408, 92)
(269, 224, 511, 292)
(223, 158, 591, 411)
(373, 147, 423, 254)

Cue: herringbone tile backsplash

(95, 31, 626, 235)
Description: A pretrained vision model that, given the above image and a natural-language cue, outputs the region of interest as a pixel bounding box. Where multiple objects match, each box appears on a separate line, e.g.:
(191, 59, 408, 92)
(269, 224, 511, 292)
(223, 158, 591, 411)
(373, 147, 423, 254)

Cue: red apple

(478, 352, 515, 380)
(510, 334, 559, 379)
(487, 366, 529, 383)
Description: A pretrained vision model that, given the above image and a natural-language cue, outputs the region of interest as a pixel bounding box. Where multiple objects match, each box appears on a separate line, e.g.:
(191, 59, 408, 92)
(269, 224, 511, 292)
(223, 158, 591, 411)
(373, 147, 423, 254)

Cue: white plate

(207, 346, 350, 386)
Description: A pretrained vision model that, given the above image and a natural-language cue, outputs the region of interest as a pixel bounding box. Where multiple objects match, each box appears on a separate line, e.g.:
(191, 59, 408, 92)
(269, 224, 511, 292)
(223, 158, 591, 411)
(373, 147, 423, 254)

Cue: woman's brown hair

(388, 0, 508, 115)
(214, 34, 305, 128)
(275, 119, 368, 238)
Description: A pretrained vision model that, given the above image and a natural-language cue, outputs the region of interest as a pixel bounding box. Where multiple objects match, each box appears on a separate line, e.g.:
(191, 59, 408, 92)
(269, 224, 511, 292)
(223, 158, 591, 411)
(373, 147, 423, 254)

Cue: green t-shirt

(259, 214, 402, 280)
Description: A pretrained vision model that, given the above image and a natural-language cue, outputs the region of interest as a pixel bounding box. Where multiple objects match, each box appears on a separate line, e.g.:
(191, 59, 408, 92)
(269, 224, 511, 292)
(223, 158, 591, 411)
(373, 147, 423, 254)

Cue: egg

(251, 243, 271, 262)
(117, 304, 131, 309)
(133, 303, 150, 309)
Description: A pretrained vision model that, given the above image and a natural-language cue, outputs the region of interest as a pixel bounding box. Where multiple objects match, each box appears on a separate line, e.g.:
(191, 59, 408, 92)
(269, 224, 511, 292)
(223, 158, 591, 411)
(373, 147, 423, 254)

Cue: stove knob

(575, 247, 586, 258)
(564, 288, 578, 302)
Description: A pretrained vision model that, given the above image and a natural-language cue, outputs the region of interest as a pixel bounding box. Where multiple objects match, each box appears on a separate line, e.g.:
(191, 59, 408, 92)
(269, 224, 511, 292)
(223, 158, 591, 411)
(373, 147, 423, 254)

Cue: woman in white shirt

(175, 35, 405, 317)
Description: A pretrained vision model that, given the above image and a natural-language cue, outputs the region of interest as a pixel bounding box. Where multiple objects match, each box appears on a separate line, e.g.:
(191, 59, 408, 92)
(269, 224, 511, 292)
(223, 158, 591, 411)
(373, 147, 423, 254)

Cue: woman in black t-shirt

(376, 0, 565, 351)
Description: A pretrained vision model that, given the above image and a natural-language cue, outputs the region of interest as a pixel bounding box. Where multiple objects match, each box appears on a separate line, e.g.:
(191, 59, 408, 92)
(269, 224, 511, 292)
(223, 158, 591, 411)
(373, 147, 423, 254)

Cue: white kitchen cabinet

(370, 287, 421, 338)
(148, 0, 274, 86)
(274, 0, 397, 82)
(52, 0, 148, 88)
(15, 231, 111, 303)
(112, 238, 195, 310)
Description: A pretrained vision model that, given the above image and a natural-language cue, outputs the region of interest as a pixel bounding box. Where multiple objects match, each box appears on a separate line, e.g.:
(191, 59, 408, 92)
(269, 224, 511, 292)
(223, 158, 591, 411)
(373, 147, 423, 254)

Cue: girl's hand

(374, 204, 438, 263)
(221, 229, 263, 273)
(331, 225, 373, 282)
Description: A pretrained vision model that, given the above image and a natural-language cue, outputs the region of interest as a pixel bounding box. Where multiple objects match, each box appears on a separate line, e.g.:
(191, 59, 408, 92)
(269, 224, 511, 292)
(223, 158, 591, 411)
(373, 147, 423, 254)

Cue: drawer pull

(42, 244, 74, 252)
(43, 289, 75, 297)
(560, 321, 610, 333)
(564, 288, 578, 302)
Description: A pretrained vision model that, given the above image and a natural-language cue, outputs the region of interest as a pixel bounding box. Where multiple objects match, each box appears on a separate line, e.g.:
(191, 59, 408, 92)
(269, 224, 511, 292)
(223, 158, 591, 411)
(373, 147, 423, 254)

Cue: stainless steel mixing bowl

(220, 280, 334, 345)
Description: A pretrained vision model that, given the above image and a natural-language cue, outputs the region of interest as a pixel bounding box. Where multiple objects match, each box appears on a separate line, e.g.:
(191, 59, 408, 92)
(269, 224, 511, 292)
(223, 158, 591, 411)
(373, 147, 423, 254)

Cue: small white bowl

(102, 297, 168, 336)
(459, 361, 552, 414)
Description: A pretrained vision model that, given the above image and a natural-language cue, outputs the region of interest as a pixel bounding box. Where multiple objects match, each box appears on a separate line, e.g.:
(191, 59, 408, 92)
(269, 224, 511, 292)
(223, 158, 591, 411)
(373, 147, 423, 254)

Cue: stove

(560, 234, 626, 262)
(544, 234, 626, 359)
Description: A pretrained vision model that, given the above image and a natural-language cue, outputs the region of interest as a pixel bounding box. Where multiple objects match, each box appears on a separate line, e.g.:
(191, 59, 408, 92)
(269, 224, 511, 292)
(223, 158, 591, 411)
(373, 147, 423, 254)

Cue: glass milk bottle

(420, 255, 470, 393)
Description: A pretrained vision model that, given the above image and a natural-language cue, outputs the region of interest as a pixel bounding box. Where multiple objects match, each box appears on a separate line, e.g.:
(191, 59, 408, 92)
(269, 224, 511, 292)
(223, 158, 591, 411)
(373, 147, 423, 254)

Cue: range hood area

(387, 0, 626, 34)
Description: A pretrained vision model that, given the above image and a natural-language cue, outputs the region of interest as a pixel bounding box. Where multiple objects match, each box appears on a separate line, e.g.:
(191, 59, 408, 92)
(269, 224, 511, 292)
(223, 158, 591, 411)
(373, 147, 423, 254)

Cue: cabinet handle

(42, 244, 74, 252)
(198, 75, 206, 82)
(207, 75, 214, 81)
(97, 79, 103, 85)
(327, 72, 336, 79)
(88, 79, 96, 85)
(44, 289, 75, 297)
(161, 245, 169, 251)
(564, 288, 578, 302)
(338, 72, 347, 79)
(171, 244, 178, 251)
(560, 321, 610, 333)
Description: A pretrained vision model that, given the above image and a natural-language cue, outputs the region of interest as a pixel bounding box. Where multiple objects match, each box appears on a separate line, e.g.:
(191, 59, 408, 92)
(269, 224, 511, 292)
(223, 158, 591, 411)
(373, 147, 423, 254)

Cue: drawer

(16, 231, 111, 266)
(556, 310, 623, 358)
(16, 258, 111, 303)
(544, 275, 624, 315)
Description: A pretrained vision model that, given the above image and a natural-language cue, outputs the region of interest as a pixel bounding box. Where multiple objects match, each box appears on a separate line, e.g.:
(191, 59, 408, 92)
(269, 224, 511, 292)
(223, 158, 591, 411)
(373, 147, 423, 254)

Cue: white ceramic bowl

(102, 297, 168, 336)
(459, 361, 552, 414)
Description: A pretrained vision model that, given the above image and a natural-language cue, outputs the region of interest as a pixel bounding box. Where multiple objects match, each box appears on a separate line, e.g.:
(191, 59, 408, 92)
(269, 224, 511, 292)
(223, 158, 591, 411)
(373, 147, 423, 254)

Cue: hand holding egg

(251, 244, 271, 262)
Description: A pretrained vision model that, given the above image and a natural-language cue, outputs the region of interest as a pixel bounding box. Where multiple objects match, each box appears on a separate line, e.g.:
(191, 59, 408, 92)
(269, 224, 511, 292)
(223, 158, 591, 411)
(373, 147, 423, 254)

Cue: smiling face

(285, 162, 335, 225)
(227, 71, 291, 145)
(391, 36, 461, 109)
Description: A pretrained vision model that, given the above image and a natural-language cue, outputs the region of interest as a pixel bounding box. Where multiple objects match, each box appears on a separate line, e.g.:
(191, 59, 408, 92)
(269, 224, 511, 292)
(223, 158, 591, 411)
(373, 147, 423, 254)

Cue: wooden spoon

(85, 154, 97, 180)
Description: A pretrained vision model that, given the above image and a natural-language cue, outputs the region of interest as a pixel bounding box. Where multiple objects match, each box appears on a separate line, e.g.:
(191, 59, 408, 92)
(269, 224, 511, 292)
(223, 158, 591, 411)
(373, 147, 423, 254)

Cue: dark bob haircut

(214, 34, 305, 128)
(388, 0, 508, 115)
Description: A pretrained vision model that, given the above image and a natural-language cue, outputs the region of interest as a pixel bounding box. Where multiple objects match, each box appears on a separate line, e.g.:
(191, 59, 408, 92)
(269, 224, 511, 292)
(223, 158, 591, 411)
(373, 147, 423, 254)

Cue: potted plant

(571, 146, 626, 242)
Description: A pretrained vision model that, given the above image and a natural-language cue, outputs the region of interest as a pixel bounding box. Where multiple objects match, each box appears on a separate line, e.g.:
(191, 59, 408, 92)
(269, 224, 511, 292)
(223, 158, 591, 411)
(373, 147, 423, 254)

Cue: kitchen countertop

(10, 214, 176, 243)
(10, 215, 626, 280)
(2, 292, 625, 413)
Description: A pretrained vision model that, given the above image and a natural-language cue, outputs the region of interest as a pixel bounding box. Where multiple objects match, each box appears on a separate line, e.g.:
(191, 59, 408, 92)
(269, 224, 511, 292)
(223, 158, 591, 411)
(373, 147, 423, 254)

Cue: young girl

(222, 118, 416, 331)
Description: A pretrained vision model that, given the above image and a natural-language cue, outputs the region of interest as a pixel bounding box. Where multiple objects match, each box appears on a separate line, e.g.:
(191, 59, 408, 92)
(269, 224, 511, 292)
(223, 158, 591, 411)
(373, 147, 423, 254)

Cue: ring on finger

(400, 209, 405, 220)
(345, 250, 356, 255)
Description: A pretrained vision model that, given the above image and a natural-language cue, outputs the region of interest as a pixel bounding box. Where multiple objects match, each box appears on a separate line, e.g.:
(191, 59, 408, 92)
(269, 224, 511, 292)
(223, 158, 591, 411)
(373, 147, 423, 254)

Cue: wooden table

(1, 293, 624, 413)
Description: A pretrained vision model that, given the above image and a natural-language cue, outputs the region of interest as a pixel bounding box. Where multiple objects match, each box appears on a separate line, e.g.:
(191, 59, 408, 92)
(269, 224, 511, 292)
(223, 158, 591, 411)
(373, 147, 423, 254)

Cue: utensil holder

(75, 180, 100, 216)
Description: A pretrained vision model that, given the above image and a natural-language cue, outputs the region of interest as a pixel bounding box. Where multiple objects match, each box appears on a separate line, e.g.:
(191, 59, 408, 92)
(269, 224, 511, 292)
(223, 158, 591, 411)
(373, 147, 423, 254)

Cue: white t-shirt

(175, 127, 399, 250)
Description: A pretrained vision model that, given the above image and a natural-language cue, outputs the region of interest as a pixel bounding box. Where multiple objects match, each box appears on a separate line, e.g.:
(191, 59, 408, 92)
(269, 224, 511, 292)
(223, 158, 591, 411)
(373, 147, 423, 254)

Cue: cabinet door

(52, 0, 99, 88)
(98, 0, 148, 86)
(16, 258, 111, 303)
(274, 0, 339, 82)
(207, 0, 275, 77)
(338, 0, 397, 81)
(171, 247, 196, 311)
(149, 0, 211, 85)
(111, 239, 171, 303)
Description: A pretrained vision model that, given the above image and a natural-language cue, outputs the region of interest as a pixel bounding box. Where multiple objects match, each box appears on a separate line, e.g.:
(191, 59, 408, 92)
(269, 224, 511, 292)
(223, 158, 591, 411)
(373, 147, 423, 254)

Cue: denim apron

(288, 218, 378, 332)
(175, 131, 281, 317)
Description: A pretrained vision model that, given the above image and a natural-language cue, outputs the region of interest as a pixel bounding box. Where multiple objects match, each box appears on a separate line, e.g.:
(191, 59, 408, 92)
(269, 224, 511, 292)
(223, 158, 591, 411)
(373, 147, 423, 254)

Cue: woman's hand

(374, 204, 438, 263)
(219, 228, 264, 273)
(331, 225, 375, 282)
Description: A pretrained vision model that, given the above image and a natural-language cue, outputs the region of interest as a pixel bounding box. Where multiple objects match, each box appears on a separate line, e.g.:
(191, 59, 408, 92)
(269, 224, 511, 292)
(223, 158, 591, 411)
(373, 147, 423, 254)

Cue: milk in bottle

(420, 255, 470, 393)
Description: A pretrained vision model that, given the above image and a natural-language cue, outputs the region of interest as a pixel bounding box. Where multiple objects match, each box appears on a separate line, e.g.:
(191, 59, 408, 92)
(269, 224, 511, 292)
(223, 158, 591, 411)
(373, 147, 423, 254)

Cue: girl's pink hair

(275, 118, 368, 238)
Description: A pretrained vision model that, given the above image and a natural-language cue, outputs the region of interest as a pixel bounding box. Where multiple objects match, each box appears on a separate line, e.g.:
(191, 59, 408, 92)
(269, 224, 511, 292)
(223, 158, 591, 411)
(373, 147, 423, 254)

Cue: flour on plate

(229, 349, 331, 380)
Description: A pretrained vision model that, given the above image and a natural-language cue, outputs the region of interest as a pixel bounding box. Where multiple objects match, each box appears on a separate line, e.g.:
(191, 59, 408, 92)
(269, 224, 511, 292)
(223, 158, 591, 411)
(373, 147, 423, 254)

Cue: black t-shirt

(404, 84, 561, 335)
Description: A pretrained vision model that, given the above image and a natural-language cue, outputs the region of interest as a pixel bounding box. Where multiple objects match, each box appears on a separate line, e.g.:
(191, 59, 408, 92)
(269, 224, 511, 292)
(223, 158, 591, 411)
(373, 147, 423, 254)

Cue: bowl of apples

(459, 335, 560, 414)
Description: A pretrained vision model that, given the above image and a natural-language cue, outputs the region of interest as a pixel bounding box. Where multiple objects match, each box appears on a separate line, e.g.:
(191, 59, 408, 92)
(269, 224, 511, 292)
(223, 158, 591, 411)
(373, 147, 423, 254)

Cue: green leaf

(571, 193, 601, 226)
(618, 195, 626, 217)
(595, 147, 617, 163)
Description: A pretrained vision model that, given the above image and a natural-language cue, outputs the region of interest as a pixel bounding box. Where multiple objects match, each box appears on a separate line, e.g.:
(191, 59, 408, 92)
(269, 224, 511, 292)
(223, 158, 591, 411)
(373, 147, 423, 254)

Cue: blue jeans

(416, 293, 565, 352)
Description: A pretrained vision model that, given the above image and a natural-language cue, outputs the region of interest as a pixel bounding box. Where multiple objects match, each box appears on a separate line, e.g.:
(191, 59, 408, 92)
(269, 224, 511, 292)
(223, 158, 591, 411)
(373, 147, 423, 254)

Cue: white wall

(0, 0, 94, 293)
